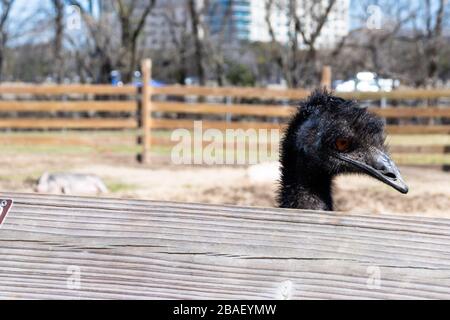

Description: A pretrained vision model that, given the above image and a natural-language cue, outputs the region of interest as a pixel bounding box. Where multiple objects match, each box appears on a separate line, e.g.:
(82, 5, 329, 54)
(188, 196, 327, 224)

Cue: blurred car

(334, 72, 400, 92)
(111, 70, 165, 87)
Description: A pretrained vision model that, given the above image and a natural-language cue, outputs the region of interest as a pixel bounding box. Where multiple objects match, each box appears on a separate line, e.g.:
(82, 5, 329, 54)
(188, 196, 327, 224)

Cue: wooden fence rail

(1, 192, 450, 299)
(151, 85, 450, 100)
(0, 58, 449, 165)
(0, 84, 137, 95)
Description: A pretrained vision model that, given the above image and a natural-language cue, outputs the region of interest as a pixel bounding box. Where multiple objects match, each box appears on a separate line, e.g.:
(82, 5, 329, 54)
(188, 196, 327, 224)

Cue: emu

(278, 89, 408, 211)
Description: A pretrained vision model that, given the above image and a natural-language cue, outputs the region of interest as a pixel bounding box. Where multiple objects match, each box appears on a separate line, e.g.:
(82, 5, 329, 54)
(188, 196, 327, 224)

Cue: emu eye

(335, 138, 350, 152)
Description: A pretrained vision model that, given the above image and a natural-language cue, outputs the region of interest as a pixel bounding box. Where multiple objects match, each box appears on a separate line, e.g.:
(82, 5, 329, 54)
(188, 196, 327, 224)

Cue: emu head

(289, 89, 408, 194)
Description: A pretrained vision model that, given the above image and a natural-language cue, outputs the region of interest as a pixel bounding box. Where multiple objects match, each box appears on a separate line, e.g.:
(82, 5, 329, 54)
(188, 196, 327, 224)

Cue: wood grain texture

(0, 192, 450, 299)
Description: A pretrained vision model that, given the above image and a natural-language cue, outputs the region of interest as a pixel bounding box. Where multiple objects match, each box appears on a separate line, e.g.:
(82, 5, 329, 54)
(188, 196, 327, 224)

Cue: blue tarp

(131, 79, 165, 87)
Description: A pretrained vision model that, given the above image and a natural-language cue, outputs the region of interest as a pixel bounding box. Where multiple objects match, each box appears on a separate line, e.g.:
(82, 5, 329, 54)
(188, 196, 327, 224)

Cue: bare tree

(52, 0, 64, 83)
(416, 0, 448, 86)
(67, 0, 116, 82)
(188, 0, 207, 85)
(331, 1, 416, 77)
(0, 0, 15, 81)
(329, 0, 449, 87)
(162, 1, 191, 84)
(265, 0, 337, 87)
(202, 0, 234, 86)
(67, 0, 156, 83)
(162, 0, 233, 86)
(115, 0, 156, 82)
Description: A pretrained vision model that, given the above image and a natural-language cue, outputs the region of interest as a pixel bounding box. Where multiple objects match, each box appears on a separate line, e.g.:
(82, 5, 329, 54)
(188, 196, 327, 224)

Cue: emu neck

(279, 149, 334, 211)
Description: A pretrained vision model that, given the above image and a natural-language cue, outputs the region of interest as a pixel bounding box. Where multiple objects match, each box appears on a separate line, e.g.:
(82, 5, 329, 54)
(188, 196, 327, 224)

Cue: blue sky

(6, 0, 449, 37)
(10, 0, 45, 19)
(10, 0, 362, 27)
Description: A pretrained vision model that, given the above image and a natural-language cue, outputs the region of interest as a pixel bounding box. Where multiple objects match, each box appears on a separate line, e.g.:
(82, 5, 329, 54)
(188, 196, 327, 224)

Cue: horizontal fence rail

(0, 101, 137, 112)
(1, 83, 450, 99)
(152, 102, 450, 118)
(0, 84, 139, 133)
(0, 84, 137, 95)
(152, 85, 450, 100)
(148, 119, 450, 134)
(0, 119, 138, 129)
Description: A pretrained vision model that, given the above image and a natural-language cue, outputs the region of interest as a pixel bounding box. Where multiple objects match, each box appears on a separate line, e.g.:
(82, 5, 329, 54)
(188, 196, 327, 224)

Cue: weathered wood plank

(0, 192, 450, 299)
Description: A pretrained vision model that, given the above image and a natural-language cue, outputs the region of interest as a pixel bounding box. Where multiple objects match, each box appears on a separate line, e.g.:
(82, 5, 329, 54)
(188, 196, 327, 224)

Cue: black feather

(278, 88, 388, 211)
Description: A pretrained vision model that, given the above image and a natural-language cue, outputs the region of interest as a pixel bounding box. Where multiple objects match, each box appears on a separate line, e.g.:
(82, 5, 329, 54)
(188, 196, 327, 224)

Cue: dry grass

(0, 131, 448, 218)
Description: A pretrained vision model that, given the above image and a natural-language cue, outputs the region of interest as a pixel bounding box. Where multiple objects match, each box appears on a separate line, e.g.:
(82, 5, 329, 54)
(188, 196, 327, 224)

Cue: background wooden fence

(0, 59, 449, 166)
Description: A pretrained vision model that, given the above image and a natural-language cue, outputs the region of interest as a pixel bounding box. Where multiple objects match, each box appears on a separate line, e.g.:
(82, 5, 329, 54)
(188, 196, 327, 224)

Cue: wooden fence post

(139, 59, 152, 164)
(321, 65, 332, 89)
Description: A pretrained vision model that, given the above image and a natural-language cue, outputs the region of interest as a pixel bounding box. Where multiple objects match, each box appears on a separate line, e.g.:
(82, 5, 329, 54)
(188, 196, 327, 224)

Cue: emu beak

(337, 149, 409, 194)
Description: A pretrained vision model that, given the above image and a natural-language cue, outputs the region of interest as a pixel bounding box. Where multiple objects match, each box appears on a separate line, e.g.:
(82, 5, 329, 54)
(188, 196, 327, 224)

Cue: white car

(335, 72, 399, 92)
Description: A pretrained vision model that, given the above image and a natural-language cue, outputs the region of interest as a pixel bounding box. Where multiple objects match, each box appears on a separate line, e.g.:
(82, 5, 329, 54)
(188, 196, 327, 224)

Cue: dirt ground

(1, 153, 449, 218)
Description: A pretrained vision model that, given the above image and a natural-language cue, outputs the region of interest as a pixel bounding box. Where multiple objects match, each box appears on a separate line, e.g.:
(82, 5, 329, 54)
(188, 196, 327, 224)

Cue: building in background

(298, 0, 350, 49)
(138, 0, 350, 50)
(249, 0, 289, 43)
(142, 0, 192, 50)
(207, 0, 251, 41)
(206, 0, 350, 48)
